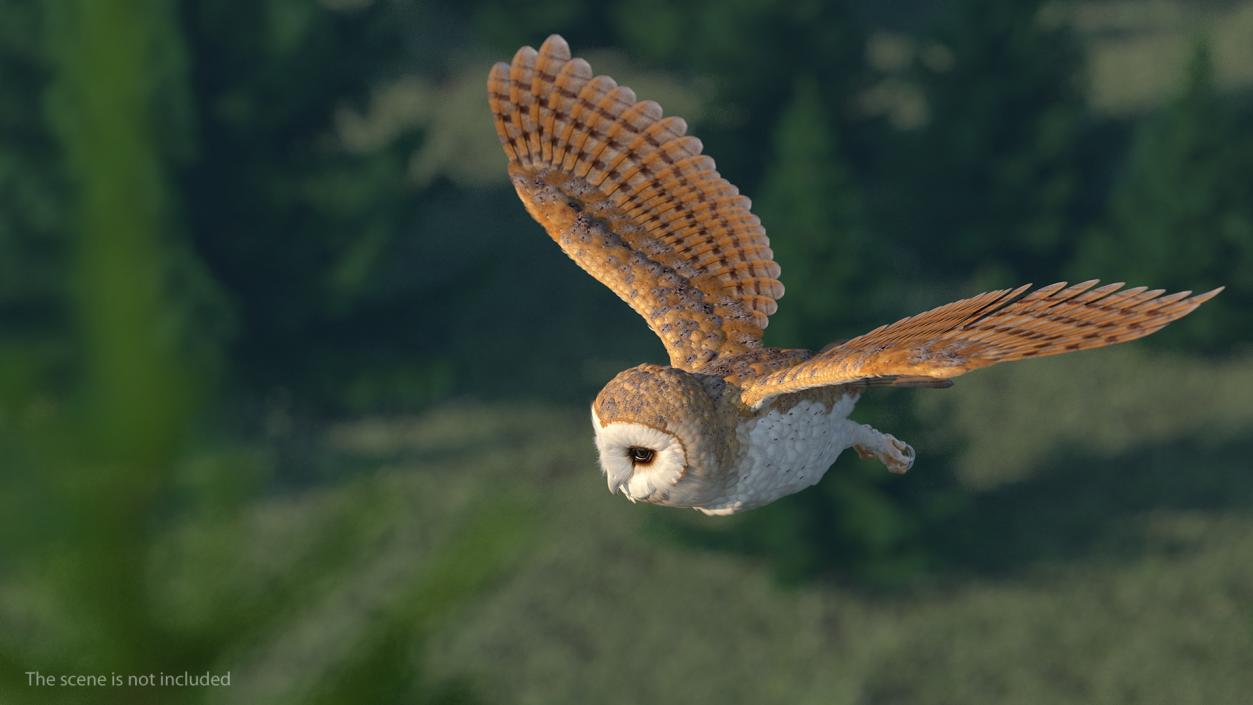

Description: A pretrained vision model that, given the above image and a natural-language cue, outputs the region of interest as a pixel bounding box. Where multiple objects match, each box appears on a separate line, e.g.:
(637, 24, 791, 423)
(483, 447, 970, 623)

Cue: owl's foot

(853, 426, 915, 474)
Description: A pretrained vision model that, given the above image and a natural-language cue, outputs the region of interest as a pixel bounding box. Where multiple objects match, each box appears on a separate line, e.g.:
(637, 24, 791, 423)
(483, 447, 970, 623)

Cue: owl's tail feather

(487, 35, 783, 331)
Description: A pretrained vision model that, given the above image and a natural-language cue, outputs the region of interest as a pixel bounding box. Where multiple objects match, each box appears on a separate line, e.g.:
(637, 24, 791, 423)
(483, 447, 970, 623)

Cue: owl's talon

(884, 436, 915, 474)
(853, 428, 914, 474)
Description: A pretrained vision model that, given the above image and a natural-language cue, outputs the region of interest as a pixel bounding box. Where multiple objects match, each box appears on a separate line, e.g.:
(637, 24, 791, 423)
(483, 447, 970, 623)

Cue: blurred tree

(468, 0, 613, 51)
(1071, 43, 1253, 350)
(611, 0, 867, 189)
(0, 4, 534, 704)
(756, 76, 878, 349)
(1, 2, 220, 702)
(180, 0, 428, 410)
(0, 1, 70, 409)
(894, 0, 1087, 287)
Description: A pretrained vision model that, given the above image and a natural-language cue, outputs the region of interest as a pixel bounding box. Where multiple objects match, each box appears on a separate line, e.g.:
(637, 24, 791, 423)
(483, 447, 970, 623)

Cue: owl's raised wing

(739, 280, 1222, 408)
(488, 35, 783, 371)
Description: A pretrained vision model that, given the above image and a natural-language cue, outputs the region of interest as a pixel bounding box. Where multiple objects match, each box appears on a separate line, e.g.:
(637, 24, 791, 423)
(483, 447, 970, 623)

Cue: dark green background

(2, 1, 1250, 703)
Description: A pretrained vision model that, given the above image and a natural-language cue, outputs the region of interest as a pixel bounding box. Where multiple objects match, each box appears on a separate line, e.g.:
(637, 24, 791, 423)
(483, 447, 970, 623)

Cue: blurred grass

(1071, 0, 1253, 114)
(4, 4, 207, 704)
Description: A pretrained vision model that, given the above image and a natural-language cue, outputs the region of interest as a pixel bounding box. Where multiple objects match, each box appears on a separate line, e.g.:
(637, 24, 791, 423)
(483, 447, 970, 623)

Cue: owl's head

(590, 364, 729, 507)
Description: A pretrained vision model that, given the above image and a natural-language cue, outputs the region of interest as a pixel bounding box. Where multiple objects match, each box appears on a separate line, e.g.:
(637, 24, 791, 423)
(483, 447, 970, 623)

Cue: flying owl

(487, 35, 1221, 515)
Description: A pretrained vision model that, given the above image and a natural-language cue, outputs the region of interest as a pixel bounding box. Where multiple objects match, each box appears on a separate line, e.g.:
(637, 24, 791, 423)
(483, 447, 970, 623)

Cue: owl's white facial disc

(591, 407, 687, 503)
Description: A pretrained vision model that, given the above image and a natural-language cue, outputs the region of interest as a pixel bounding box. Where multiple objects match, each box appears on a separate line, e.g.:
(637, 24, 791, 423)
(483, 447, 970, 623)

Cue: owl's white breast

(697, 393, 859, 515)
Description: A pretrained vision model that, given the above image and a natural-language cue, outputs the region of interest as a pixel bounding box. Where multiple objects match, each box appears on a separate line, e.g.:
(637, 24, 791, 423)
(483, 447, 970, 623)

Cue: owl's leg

(851, 424, 915, 474)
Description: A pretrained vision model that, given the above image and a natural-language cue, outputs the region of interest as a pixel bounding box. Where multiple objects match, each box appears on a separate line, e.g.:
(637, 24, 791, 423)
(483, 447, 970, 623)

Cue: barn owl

(487, 35, 1221, 515)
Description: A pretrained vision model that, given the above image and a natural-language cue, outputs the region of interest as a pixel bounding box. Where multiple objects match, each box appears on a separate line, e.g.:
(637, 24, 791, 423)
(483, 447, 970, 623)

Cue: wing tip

(487, 61, 511, 93)
(539, 34, 571, 59)
(512, 44, 539, 65)
(1191, 285, 1225, 304)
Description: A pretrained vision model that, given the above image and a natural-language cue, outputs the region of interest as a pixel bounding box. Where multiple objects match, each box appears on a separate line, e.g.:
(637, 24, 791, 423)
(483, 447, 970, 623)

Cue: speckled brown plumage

(488, 35, 782, 370)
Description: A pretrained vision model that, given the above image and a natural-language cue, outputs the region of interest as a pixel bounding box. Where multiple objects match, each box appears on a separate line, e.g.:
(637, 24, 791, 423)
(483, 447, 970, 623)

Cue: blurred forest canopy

(1, 0, 1250, 418)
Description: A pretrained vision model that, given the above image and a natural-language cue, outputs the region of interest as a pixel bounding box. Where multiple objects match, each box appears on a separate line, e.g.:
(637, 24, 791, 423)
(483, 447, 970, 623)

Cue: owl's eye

(628, 446, 656, 465)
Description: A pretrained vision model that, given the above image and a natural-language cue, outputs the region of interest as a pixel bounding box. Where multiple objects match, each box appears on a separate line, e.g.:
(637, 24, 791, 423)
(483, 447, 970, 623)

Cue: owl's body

(703, 391, 861, 515)
(489, 35, 1221, 514)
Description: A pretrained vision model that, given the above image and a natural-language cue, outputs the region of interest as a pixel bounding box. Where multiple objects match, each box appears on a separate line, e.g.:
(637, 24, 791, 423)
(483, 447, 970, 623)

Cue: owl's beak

(607, 475, 639, 501)
(607, 476, 623, 495)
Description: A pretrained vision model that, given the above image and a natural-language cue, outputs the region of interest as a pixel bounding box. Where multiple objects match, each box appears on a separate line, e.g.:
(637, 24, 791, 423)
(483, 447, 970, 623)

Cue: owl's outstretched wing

(738, 280, 1222, 408)
(488, 35, 783, 371)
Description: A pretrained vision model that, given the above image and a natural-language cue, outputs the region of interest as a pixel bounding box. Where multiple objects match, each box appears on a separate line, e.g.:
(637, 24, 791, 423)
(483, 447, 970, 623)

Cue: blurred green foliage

(1, 1, 535, 703)
(0, 0, 1249, 703)
(757, 76, 878, 348)
(1073, 43, 1253, 349)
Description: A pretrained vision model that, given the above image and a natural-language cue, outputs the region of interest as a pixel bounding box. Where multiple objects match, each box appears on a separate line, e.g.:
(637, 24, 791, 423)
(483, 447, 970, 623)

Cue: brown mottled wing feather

(488, 35, 783, 370)
(739, 280, 1223, 408)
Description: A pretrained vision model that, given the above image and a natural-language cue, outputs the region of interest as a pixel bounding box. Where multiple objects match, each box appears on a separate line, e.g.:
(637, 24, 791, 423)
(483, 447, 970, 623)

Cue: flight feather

(739, 280, 1223, 407)
(488, 35, 784, 370)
